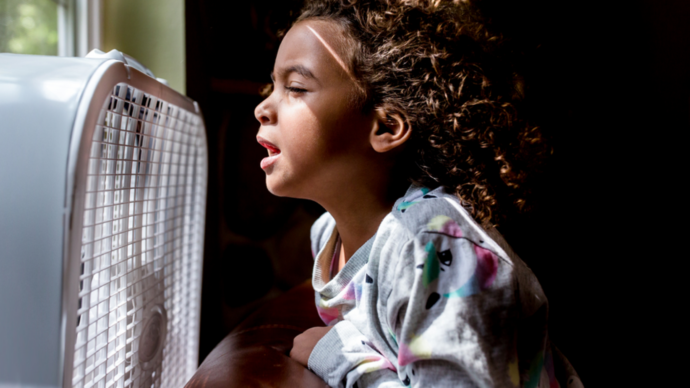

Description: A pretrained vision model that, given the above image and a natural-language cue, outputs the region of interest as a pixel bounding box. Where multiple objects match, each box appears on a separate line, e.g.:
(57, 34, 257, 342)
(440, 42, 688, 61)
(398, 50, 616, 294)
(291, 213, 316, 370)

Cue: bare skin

(255, 19, 411, 367)
(289, 326, 333, 366)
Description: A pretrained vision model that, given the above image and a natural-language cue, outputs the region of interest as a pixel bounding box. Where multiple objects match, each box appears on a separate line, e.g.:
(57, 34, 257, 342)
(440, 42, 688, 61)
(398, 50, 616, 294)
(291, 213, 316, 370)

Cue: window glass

(0, 0, 58, 55)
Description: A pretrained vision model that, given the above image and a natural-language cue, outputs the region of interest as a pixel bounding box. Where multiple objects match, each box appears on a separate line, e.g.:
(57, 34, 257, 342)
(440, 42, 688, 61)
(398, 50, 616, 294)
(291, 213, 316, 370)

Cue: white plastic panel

(71, 83, 206, 388)
(0, 54, 108, 388)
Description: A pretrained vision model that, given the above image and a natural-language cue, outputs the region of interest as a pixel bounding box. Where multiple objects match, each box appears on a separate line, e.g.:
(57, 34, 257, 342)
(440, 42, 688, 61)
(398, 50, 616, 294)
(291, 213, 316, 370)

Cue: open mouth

(257, 137, 281, 169)
(258, 140, 281, 156)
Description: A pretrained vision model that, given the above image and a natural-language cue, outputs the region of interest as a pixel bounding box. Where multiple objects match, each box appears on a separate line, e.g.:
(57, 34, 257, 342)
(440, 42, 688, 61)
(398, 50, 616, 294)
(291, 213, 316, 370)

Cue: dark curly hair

(296, 0, 551, 226)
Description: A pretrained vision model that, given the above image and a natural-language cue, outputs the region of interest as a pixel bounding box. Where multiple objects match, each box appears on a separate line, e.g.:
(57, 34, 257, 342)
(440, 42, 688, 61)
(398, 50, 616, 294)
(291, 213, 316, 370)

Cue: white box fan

(0, 50, 207, 388)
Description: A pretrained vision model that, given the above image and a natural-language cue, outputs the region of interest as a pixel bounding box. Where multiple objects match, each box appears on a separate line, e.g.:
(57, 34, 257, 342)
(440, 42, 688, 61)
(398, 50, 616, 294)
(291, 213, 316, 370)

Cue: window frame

(57, 0, 102, 57)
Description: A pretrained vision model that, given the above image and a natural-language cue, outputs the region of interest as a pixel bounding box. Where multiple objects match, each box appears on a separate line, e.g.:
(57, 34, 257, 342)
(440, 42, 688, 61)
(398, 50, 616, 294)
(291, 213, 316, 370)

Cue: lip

(257, 136, 281, 169)
(260, 153, 281, 169)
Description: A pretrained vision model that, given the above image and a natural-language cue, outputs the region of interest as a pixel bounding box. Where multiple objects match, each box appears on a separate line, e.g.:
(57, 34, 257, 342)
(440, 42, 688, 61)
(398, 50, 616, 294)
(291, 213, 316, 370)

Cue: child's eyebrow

(271, 65, 318, 82)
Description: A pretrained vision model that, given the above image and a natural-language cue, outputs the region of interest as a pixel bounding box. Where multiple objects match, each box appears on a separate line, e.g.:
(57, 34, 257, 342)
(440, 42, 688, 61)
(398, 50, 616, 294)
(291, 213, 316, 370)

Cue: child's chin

(264, 166, 315, 198)
(265, 176, 290, 197)
(265, 176, 307, 200)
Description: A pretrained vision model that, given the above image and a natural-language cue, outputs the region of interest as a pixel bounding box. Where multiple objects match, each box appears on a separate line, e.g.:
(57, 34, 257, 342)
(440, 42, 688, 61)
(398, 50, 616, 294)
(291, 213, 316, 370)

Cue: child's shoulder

(391, 185, 516, 266)
(308, 185, 514, 264)
(393, 186, 484, 241)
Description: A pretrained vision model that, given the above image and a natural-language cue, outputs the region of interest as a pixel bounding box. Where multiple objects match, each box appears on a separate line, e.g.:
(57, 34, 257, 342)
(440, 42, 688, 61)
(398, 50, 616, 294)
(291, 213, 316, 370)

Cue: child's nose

(254, 99, 275, 125)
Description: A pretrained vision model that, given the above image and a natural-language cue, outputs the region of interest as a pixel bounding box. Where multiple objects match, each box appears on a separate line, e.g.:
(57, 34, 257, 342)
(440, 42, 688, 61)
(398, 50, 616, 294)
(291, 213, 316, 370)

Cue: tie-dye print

(387, 326, 398, 347)
(508, 358, 520, 387)
(426, 215, 463, 237)
(443, 245, 499, 298)
(422, 242, 440, 286)
(307, 185, 581, 388)
(524, 351, 545, 388)
(544, 347, 561, 388)
(355, 355, 397, 374)
(396, 201, 418, 212)
(397, 334, 433, 366)
(316, 298, 341, 325)
(523, 346, 562, 388)
(419, 222, 499, 304)
(341, 280, 362, 301)
(316, 305, 340, 325)
(396, 187, 435, 213)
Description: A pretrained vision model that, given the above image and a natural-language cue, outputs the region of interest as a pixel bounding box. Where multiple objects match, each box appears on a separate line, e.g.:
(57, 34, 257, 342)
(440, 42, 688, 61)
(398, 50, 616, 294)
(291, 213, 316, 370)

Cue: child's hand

(290, 326, 334, 367)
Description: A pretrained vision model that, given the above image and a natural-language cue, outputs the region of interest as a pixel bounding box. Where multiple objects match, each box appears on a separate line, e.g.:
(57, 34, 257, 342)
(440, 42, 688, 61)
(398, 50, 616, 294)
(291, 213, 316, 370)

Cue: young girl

(254, 0, 582, 386)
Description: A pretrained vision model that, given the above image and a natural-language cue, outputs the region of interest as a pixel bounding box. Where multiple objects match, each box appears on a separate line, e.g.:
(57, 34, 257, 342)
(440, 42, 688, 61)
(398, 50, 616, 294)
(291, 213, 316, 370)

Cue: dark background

(185, 0, 688, 384)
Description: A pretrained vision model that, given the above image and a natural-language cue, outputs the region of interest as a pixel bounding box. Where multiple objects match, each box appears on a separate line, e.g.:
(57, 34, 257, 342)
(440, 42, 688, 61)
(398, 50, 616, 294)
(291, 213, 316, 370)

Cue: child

(254, 0, 582, 386)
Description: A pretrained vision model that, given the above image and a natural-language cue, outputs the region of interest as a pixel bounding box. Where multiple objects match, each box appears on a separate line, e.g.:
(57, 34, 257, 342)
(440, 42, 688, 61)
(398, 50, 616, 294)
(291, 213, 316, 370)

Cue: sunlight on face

(254, 20, 375, 201)
(304, 25, 365, 96)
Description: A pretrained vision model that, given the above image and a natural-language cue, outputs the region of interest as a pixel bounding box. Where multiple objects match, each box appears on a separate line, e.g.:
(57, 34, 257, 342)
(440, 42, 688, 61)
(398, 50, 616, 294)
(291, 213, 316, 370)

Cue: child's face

(255, 20, 376, 201)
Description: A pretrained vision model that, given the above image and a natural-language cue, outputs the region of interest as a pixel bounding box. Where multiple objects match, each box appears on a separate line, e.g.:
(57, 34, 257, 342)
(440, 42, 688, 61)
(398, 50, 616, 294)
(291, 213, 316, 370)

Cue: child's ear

(370, 106, 412, 153)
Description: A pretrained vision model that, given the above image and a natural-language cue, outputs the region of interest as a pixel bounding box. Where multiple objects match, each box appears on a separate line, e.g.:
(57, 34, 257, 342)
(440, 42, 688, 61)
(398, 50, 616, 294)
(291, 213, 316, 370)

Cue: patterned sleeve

(384, 219, 521, 387)
(309, 218, 521, 388)
(308, 319, 404, 388)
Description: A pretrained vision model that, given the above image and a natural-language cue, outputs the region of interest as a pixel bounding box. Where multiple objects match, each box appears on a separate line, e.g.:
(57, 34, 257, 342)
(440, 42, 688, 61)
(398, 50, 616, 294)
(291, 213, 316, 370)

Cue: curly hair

(296, 0, 551, 226)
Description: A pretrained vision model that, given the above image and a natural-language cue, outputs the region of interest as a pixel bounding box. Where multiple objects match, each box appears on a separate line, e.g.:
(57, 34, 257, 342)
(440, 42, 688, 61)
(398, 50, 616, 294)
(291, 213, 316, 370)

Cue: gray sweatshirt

(307, 185, 582, 388)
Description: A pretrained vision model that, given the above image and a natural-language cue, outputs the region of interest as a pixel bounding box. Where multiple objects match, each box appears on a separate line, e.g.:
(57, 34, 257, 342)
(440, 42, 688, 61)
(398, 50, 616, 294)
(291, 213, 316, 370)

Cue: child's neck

(320, 180, 405, 266)
(329, 194, 391, 265)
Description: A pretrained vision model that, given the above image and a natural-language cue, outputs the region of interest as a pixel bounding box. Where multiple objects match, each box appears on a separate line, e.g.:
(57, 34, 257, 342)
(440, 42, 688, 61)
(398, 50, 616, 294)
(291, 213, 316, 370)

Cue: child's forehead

(288, 22, 351, 65)
(275, 20, 355, 81)
(296, 19, 351, 53)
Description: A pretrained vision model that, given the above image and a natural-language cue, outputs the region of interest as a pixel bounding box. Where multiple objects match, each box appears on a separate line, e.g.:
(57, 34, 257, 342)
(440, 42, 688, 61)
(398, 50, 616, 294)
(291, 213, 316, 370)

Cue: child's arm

(306, 319, 404, 387)
(383, 230, 520, 387)
(306, 227, 522, 387)
(289, 326, 332, 366)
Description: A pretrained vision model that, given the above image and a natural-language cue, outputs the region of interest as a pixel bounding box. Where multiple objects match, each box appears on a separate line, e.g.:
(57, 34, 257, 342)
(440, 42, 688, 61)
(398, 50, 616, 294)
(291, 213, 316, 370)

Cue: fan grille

(71, 83, 206, 388)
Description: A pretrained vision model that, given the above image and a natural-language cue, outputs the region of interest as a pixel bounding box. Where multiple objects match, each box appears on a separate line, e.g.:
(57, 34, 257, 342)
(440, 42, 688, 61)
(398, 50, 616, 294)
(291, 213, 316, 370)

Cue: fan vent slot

(71, 83, 206, 388)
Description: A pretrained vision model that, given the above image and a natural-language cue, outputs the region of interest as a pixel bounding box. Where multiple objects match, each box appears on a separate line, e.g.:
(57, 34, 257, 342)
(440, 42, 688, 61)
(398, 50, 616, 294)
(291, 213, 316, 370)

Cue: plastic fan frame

(61, 60, 207, 388)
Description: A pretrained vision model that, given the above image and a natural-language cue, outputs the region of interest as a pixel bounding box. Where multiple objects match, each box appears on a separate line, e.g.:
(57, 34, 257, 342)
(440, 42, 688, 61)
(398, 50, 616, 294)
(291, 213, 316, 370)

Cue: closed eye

(285, 86, 307, 94)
